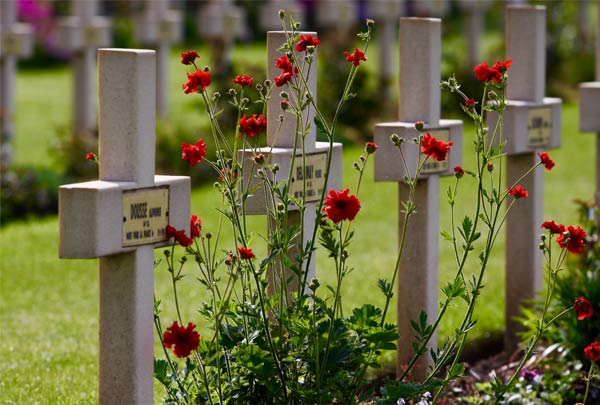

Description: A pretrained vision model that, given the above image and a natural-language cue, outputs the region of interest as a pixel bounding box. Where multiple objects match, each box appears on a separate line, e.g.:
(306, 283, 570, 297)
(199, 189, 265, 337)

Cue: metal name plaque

(2, 33, 22, 55)
(122, 187, 169, 247)
(83, 26, 101, 47)
(289, 152, 327, 203)
(421, 129, 450, 174)
(527, 107, 552, 148)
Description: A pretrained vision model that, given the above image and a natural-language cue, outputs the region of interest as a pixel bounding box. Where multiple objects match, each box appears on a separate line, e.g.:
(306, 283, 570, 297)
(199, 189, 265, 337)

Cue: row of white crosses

(497, 5, 562, 351)
(374, 17, 463, 380)
(133, 0, 182, 120)
(59, 49, 191, 404)
(57, 0, 112, 138)
(0, 0, 33, 169)
(241, 30, 342, 288)
(579, 2, 600, 208)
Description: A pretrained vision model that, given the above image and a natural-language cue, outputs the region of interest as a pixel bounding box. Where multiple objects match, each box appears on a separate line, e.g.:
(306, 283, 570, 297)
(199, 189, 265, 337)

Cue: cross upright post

(0, 0, 33, 169)
(58, 0, 112, 137)
(458, 1, 492, 68)
(366, 0, 404, 114)
(59, 49, 190, 404)
(133, 0, 182, 119)
(373, 18, 463, 381)
(259, 0, 305, 32)
(198, 0, 245, 79)
(494, 5, 562, 352)
(579, 2, 600, 210)
(239, 31, 342, 294)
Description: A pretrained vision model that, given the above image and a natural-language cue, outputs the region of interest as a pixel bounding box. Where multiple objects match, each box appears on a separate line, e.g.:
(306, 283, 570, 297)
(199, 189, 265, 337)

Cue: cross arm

(0, 23, 33, 58)
(59, 175, 189, 259)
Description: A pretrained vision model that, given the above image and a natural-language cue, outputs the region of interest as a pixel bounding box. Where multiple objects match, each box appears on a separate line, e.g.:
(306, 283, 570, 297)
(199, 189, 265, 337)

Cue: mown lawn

(1, 39, 596, 403)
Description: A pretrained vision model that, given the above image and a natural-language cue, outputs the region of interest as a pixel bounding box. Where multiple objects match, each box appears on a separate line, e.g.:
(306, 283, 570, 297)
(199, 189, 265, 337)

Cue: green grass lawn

(1, 41, 597, 403)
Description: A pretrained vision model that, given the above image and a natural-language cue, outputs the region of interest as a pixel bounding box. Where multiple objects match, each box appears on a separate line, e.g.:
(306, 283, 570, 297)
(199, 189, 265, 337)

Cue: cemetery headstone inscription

(58, 0, 112, 137)
(0, 0, 33, 168)
(59, 49, 190, 404)
(373, 17, 463, 381)
(239, 31, 343, 293)
(490, 5, 562, 351)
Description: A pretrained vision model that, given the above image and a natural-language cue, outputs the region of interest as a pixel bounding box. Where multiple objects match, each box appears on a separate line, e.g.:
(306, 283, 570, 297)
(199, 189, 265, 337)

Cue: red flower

(274, 72, 292, 87)
(166, 225, 193, 247)
(237, 246, 255, 259)
(182, 70, 211, 94)
(420, 132, 453, 161)
(365, 142, 378, 154)
(454, 166, 464, 178)
(507, 185, 528, 199)
(556, 225, 587, 254)
(584, 341, 600, 362)
(574, 297, 594, 321)
(541, 220, 565, 235)
(166, 225, 177, 238)
(538, 152, 555, 171)
(239, 114, 267, 137)
(473, 62, 503, 83)
(163, 321, 200, 358)
(323, 189, 361, 223)
(275, 55, 296, 75)
(295, 34, 320, 52)
(344, 48, 367, 67)
(233, 75, 253, 87)
(181, 139, 207, 167)
(464, 98, 477, 108)
(190, 215, 202, 239)
(181, 50, 200, 65)
(85, 152, 96, 161)
(493, 58, 512, 73)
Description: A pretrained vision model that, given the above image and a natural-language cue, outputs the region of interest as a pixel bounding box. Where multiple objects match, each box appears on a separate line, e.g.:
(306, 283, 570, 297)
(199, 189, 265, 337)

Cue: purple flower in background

(520, 367, 540, 382)
(18, 0, 66, 58)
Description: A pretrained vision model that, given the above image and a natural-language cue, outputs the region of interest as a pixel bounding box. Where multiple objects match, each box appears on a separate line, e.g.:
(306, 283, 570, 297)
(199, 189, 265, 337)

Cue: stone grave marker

(411, 0, 449, 17)
(58, 0, 112, 137)
(133, 0, 182, 120)
(198, 0, 246, 78)
(259, 0, 305, 32)
(316, 0, 358, 49)
(579, 2, 600, 207)
(373, 17, 463, 380)
(490, 5, 562, 351)
(459, 0, 493, 68)
(366, 0, 404, 113)
(0, 0, 33, 169)
(239, 30, 342, 292)
(59, 49, 190, 404)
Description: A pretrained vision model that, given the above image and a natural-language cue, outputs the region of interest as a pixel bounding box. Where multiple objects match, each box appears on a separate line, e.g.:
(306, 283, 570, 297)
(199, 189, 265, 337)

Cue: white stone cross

(198, 0, 246, 77)
(240, 30, 342, 293)
(458, 0, 492, 68)
(366, 0, 404, 112)
(579, 2, 600, 207)
(412, 0, 449, 17)
(316, 0, 357, 29)
(0, 0, 33, 169)
(58, 0, 112, 137)
(259, 0, 305, 32)
(373, 17, 463, 381)
(133, 0, 182, 120)
(59, 49, 190, 404)
(494, 5, 562, 352)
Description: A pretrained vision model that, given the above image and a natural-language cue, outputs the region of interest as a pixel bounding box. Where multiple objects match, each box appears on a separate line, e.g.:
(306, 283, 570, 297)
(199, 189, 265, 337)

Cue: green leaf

(440, 230, 455, 242)
(153, 359, 171, 386)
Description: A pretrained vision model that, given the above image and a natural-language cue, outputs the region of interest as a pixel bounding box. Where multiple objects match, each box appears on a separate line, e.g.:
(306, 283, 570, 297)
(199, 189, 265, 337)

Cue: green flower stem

(583, 362, 596, 404)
